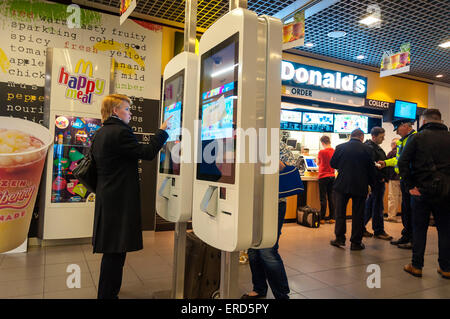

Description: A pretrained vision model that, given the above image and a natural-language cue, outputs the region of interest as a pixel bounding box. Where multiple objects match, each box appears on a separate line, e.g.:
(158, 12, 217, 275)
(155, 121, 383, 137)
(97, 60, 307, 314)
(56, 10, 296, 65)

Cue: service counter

(285, 173, 389, 221)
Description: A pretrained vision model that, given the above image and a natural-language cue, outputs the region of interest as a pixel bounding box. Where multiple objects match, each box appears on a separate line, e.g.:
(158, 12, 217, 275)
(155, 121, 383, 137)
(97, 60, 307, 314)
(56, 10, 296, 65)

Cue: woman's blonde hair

(101, 94, 131, 122)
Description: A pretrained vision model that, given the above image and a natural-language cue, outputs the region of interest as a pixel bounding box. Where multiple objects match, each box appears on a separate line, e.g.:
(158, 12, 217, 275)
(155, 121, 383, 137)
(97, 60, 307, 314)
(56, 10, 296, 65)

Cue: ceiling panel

(84, 0, 450, 83)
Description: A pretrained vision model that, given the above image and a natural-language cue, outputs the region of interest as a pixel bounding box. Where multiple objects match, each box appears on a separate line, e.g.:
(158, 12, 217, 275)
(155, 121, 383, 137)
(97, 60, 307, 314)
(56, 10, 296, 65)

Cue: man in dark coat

(397, 109, 450, 279)
(330, 129, 376, 251)
(92, 94, 170, 299)
(363, 127, 393, 240)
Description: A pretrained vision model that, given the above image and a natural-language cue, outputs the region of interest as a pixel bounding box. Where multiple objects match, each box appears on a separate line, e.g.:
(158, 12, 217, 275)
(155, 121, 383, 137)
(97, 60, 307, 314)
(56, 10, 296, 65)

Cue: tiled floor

(1, 220, 449, 299)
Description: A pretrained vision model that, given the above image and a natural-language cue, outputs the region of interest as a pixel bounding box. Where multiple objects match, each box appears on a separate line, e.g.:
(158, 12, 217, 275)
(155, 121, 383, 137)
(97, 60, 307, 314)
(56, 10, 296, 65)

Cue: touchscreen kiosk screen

(302, 112, 334, 132)
(197, 33, 239, 184)
(334, 114, 368, 133)
(159, 69, 184, 175)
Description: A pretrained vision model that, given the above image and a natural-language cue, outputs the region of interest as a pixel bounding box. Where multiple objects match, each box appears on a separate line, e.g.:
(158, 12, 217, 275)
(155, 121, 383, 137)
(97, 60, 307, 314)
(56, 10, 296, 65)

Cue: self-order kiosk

(192, 8, 282, 252)
(156, 52, 199, 223)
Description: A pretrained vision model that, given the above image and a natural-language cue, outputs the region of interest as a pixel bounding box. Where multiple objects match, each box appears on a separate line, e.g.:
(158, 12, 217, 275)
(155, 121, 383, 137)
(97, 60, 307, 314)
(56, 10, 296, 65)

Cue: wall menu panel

(0, 0, 162, 100)
(0, 0, 164, 232)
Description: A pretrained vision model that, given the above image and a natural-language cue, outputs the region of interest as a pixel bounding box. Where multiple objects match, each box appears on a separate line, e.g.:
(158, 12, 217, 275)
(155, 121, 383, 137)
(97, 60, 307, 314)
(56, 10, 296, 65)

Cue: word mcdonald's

(57, 59, 105, 104)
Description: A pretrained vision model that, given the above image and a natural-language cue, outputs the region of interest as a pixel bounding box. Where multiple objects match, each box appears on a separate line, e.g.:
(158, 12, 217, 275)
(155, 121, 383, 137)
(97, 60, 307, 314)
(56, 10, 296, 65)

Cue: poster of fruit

(51, 115, 101, 204)
(120, 0, 137, 25)
(282, 11, 305, 50)
(380, 43, 411, 77)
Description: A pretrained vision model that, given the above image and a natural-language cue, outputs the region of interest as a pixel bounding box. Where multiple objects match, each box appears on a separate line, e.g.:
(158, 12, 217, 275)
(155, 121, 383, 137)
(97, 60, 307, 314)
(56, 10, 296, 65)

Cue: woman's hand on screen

(160, 115, 173, 131)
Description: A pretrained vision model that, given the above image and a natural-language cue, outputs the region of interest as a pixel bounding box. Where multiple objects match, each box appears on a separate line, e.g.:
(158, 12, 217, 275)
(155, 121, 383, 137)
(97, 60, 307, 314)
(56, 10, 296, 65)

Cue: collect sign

(365, 99, 393, 110)
(281, 61, 367, 98)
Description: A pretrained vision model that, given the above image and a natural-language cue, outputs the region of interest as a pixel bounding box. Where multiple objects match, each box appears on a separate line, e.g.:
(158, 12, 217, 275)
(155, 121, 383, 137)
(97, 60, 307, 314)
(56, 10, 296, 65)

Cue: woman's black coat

(91, 117, 168, 253)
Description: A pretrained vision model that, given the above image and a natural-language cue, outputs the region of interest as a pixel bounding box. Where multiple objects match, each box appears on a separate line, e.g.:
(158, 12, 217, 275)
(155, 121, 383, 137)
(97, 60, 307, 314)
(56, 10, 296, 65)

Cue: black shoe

(330, 239, 345, 248)
(374, 232, 393, 241)
(363, 230, 373, 238)
(241, 293, 266, 299)
(397, 242, 412, 249)
(391, 237, 409, 245)
(350, 243, 365, 251)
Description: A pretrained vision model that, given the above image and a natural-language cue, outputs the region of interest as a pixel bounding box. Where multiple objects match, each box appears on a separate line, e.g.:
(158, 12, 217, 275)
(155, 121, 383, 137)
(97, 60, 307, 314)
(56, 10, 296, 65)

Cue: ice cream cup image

(0, 117, 52, 253)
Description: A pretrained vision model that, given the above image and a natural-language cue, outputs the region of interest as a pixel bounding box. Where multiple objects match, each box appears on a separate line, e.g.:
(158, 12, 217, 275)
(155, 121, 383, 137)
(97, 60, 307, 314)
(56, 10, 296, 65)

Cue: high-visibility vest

(385, 130, 417, 175)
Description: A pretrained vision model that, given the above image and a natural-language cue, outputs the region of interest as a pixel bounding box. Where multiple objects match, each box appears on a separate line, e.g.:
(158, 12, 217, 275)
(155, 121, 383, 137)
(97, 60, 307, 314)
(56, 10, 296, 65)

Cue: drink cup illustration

(0, 117, 52, 253)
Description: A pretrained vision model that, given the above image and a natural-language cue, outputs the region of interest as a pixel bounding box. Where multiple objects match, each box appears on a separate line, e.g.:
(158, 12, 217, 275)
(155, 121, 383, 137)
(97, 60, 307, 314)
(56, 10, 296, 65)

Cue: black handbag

(73, 133, 97, 193)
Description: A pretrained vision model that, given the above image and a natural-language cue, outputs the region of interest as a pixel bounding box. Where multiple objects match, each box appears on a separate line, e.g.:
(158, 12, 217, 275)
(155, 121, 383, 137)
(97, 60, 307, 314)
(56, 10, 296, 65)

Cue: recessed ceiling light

(359, 15, 381, 26)
(436, 74, 444, 78)
(327, 31, 346, 38)
(438, 40, 450, 48)
(305, 42, 314, 47)
(356, 55, 366, 60)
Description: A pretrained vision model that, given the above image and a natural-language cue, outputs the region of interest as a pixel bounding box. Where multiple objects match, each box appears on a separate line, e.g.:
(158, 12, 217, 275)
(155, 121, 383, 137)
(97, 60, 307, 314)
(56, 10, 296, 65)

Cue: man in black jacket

(363, 127, 393, 240)
(330, 129, 376, 251)
(398, 109, 450, 279)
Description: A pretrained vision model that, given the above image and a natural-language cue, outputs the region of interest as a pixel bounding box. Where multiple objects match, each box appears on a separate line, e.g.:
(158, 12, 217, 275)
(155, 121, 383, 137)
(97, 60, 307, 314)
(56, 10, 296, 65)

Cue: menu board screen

(280, 109, 302, 131)
(302, 112, 334, 132)
(334, 114, 368, 133)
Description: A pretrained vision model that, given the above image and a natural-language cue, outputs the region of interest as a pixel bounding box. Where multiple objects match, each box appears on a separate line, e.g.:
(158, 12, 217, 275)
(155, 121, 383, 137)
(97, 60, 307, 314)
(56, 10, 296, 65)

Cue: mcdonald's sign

(75, 59, 94, 77)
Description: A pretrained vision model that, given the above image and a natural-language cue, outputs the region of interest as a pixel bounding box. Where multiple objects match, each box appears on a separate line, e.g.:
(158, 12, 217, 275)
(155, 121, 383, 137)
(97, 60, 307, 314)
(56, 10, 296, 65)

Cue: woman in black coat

(92, 94, 170, 299)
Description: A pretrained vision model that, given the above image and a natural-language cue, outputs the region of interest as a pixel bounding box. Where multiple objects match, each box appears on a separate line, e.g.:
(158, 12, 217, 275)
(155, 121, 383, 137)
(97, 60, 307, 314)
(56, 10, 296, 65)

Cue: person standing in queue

(378, 119, 416, 249)
(92, 94, 171, 299)
(329, 129, 376, 251)
(317, 135, 335, 224)
(362, 127, 393, 240)
(385, 138, 402, 223)
(241, 139, 295, 299)
(397, 109, 450, 279)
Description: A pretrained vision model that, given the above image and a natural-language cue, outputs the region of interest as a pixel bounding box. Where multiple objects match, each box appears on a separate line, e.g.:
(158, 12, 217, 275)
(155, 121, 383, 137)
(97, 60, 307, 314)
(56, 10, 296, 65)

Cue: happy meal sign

(58, 59, 106, 104)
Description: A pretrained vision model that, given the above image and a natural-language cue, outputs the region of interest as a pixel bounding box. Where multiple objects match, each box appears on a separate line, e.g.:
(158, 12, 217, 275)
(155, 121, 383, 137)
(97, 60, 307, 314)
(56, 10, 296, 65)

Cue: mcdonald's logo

(75, 59, 93, 77)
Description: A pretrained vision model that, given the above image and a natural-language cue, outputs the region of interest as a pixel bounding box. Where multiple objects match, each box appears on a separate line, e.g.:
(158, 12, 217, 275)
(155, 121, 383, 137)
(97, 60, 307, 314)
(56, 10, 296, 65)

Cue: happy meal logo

(57, 59, 106, 104)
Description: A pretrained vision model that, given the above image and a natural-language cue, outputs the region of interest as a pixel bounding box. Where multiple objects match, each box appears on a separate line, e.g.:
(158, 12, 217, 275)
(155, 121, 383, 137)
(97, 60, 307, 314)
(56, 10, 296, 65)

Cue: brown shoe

(437, 268, 450, 279)
(404, 264, 422, 277)
(320, 220, 325, 224)
(327, 219, 335, 224)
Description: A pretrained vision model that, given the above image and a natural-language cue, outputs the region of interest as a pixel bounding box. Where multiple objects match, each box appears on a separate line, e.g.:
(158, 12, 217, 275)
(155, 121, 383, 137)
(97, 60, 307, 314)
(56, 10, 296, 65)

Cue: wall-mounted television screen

(334, 114, 368, 134)
(394, 100, 417, 120)
(302, 112, 334, 132)
(280, 109, 302, 131)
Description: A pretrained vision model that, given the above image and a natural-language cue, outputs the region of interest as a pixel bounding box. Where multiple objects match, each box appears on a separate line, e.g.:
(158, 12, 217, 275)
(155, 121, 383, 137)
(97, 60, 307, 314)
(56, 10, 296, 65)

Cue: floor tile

(287, 274, 330, 293)
(45, 250, 86, 265)
(7, 293, 44, 299)
(0, 254, 45, 269)
(43, 287, 97, 299)
(0, 265, 45, 282)
(45, 260, 90, 278)
(301, 287, 356, 299)
(0, 278, 44, 298)
(307, 268, 363, 286)
(44, 272, 94, 293)
(91, 267, 141, 287)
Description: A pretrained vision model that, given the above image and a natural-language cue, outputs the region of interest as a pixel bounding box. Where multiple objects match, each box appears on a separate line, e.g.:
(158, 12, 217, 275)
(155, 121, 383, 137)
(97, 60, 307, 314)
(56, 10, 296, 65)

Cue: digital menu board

(280, 109, 302, 131)
(197, 33, 239, 184)
(302, 112, 334, 132)
(334, 114, 368, 133)
(159, 69, 184, 175)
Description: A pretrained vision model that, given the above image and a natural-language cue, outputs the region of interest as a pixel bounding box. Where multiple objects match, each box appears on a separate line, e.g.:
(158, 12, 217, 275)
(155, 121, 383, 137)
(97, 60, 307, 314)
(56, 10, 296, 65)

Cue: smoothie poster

(282, 11, 305, 50)
(120, 0, 137, 25)
(380, 43, 411, 77)
(51, 115, 101, 204)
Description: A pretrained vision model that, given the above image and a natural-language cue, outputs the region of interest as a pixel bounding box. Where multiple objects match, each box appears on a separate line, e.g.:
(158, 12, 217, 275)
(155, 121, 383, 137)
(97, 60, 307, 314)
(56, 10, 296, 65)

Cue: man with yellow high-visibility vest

(378, 119, 416, 249)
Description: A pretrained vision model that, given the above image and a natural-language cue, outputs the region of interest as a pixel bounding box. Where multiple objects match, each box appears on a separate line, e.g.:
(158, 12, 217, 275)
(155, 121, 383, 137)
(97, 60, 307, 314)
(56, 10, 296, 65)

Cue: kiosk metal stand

(218, 0, 248, 300)
(171, 0, 197, 299)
